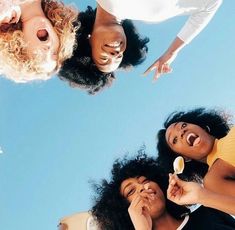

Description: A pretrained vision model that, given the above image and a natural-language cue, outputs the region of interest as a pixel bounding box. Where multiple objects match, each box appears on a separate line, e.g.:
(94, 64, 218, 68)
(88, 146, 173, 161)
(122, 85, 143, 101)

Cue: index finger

(143, 61, 159, 76)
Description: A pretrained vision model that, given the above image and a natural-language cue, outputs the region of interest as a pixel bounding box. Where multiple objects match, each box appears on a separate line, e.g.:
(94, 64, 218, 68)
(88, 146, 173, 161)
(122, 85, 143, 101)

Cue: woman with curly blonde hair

(0, 0, 78, 83)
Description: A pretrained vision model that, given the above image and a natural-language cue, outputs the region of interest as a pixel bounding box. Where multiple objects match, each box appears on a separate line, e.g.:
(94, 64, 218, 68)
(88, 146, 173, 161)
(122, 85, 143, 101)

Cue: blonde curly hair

(0, 0, 79, 83)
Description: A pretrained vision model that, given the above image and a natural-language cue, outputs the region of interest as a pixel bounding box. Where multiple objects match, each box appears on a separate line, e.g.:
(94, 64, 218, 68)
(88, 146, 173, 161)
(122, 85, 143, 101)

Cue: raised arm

(167, 173, 235, 215)
(144, 0, 223, 80)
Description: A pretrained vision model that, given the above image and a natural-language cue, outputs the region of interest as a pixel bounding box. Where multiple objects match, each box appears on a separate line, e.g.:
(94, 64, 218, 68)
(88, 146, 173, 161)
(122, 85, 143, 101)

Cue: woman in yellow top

(0, 0, 78, 82)
(156, 107, 235, 209)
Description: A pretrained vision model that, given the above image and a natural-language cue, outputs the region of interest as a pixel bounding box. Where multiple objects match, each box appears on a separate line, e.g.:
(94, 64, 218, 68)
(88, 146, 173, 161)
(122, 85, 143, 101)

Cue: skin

(143, 37, 184, 81)
(91, 4, 186, 78)
(165, 122, 215, 162)
(167, 173, 235, 215)
(165, 123, 235, 215)
(89, 4, 126, 73)
(120, 176, 182, 230)
(19, 0, 59, 72)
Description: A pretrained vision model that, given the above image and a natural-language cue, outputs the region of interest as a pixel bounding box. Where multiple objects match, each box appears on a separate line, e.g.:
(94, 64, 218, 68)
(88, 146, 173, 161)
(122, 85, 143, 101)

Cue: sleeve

(177, 0, 223, 44)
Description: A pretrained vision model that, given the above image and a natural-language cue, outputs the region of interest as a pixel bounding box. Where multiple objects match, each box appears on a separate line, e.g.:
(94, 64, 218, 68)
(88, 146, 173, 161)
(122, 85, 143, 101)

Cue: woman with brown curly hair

(0, 0, 78, 82)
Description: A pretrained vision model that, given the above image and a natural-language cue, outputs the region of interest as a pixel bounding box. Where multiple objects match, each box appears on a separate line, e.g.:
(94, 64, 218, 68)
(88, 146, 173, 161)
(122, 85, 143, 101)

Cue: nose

(180, 129, 186, 138)
(138, 182, 150, 194)
(104, 46, 122, 57)
(42, 45, 50, 51)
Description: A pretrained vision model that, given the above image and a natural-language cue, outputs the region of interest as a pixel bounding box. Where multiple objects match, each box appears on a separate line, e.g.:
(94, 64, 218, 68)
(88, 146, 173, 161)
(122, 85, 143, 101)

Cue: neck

(20, 0, 44, 22)
(199, 136, 216, 164)
(95, 4, 121, 27)
(152, 212, 183, 230)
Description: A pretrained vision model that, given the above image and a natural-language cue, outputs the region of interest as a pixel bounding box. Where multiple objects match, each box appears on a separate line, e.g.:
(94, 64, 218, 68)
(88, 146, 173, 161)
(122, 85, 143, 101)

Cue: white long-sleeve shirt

(96, 0, 222, 44)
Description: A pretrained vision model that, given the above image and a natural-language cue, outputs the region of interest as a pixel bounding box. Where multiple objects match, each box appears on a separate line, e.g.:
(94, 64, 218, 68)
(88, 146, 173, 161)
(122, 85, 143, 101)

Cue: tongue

(193, 137, 200, 146)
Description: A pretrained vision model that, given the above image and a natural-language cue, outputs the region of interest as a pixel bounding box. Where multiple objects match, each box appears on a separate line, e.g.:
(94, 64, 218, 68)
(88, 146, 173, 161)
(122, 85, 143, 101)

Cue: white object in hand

(173, 156, 184, 174)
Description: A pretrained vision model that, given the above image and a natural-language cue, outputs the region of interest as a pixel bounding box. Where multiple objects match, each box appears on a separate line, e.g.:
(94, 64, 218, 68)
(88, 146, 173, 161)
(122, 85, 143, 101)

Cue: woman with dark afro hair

(156, 107, 235, 215)
(91, 152, 235, 229)
(58, 6, 149, 95)
(59, 0, 222, 94)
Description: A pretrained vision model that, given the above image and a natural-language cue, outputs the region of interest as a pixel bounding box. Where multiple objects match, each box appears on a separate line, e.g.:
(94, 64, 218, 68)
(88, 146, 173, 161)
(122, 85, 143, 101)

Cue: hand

(0, 0, 21, 25)
(143, 51, 177, 81)
(167, 173, 203, 205)
(128, 192, 152, 230)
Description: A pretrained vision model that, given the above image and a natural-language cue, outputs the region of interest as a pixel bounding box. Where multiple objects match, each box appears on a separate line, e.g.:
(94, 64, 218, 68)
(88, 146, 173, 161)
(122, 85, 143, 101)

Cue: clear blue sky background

(0, 1, 235, 229)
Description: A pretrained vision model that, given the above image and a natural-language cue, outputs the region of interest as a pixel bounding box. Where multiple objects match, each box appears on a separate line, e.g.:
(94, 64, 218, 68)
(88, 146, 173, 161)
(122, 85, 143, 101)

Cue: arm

(167, 173, 235, 215)
(128, 193, 152, 230)
(204, 159, 235, 197)
(144, 0, 222, 80)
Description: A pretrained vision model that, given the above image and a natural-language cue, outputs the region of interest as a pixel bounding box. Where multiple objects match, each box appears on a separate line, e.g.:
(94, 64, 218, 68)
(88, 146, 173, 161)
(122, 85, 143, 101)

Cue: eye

(37, 29, 49, 41)
(117, 54, 123, 59)
(142, 178, 150, 184)
(126, 188, 135, 197)
(173, 136, 178, 144)
(100, 56, 108, 61)
(181, 123, 187, 129)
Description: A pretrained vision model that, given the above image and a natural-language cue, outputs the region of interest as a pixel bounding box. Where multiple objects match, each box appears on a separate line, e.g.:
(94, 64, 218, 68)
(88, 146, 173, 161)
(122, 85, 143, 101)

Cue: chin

(41, 60, 57, 73)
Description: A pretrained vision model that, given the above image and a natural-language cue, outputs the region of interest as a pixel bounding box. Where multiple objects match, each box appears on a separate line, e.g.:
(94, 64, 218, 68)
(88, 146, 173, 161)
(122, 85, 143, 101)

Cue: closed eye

(173, 136, 177, 144)
(126, 188, 135, 197)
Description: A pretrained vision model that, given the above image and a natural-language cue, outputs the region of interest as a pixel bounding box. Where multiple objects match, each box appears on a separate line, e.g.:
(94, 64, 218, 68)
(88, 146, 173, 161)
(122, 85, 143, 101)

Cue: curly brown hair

(0, 0, 78, 82)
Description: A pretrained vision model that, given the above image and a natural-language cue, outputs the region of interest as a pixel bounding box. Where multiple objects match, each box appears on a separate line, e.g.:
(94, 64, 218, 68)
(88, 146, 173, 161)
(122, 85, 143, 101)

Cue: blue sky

(0, 1, 235, 229)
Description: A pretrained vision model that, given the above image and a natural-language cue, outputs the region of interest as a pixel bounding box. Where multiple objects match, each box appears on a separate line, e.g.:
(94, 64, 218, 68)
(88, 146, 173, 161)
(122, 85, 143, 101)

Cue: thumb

(170, 174, 185, 187)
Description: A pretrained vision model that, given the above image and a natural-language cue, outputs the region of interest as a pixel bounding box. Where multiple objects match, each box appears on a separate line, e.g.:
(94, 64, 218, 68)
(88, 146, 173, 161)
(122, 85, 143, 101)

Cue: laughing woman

(59, 0, 222, 94)
(91, 153, 235, 230)
(156, 107, 235, 213)
(0, 0, 78, 82)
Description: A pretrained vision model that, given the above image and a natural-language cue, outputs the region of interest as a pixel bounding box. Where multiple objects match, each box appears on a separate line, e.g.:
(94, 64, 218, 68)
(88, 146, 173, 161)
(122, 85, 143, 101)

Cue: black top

(182, 206, 235, 230)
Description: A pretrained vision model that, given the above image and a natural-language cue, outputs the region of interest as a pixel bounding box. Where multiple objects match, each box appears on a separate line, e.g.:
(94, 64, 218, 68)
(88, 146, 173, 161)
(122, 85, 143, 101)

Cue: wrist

(197, 187, 211, 206)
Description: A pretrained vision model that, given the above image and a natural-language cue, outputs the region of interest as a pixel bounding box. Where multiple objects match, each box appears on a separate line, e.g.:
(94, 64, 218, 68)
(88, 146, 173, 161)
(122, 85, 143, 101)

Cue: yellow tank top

(207, 126, 235, 168)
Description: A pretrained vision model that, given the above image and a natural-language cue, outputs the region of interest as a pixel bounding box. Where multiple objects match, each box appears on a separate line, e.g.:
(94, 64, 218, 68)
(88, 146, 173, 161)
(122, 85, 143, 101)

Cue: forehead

(165, 122, 179, 138)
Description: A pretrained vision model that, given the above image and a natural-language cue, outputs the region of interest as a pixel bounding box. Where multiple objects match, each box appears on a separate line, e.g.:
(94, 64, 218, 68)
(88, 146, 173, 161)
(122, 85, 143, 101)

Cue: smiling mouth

(186, 133, 200, 146)
(105, 41, 122, 48)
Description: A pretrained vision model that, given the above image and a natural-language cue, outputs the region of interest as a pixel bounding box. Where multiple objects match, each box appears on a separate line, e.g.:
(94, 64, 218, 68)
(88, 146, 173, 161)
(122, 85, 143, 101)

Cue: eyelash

(126, 178, 150, 197)
(127, 188, 135, 197)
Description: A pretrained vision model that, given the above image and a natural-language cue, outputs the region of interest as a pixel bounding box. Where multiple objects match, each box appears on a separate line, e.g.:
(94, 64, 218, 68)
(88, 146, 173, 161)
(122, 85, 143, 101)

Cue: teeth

(107, 42, 120, 47)
(186, 133, 197, 146)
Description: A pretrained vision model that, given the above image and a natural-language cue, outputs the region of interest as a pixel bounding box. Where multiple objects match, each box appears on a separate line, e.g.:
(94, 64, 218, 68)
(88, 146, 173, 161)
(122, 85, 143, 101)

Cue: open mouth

(37, 29, 49, 41)
(186, 133, 200, 146)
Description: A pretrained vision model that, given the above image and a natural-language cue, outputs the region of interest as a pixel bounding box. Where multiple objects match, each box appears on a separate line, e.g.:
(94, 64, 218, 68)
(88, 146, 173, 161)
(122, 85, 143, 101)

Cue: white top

(96, 0, 222, 43)
(176, 215, 189, 230)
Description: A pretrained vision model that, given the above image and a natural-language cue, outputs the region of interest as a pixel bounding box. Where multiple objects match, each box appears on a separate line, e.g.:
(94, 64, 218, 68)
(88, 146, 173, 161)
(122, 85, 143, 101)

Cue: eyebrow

(167, 122, 178, 145)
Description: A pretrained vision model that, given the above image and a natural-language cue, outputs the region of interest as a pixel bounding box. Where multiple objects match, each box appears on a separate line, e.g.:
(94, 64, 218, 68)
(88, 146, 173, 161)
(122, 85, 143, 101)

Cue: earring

(206, 125, 211, 133)
(87, 34, 91, 39)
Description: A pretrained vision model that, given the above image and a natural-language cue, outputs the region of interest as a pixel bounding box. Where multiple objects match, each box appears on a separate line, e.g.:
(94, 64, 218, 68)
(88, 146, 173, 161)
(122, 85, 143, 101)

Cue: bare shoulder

(204, 159, 235, 195)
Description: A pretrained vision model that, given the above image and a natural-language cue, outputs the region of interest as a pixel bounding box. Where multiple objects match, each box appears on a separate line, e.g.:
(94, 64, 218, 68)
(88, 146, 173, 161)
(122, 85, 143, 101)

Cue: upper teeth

(107, 42, 120, 47)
